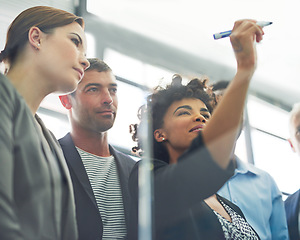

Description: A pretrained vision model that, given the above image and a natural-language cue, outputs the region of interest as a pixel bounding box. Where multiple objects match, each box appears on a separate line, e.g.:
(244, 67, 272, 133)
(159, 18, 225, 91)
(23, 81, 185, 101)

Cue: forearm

(202, 19, 263, 169)
(203, 70, 251, 168)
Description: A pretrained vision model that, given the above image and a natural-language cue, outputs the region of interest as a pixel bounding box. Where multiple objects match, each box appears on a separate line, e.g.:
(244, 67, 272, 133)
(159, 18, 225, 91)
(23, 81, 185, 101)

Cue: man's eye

(87, 88, 98, 92)
(110, 88, 117, 94)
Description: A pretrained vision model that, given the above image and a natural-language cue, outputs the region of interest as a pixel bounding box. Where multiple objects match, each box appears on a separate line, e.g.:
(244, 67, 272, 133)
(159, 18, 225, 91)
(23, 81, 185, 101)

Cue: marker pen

(213, 21, 272, 40)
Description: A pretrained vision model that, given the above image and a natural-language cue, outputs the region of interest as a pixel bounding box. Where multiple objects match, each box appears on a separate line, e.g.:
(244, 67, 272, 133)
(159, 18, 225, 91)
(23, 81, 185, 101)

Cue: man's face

(289, 112, 300, 157)
(69, 70, 118, 133)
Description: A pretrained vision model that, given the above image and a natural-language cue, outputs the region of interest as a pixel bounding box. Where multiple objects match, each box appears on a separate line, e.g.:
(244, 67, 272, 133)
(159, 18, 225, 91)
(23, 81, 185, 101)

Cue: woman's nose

(81, 59, 90, 71)
(195, 115, 206, 123)
(80, 54, 90, 71)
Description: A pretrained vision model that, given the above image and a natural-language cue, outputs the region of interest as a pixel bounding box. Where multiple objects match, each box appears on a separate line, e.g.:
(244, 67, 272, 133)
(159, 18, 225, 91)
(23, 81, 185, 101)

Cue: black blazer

(285, 189, 300, 240)
(0, 73, 77, 240)
(128, 132, 259, 240)
(129, 161, 253, 240)
(59, 133, 136, 240)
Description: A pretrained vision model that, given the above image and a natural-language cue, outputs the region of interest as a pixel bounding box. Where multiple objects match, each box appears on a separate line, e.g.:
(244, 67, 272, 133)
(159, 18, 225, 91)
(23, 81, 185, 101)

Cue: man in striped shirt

(59, 58, 136, 240)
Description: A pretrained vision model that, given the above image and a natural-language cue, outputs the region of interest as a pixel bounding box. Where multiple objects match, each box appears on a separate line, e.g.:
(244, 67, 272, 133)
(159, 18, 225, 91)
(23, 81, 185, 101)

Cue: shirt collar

(234, 156, 259, 176)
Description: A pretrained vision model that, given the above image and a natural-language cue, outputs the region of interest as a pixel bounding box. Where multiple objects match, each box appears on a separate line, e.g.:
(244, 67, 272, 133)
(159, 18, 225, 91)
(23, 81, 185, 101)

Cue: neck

(71, 127, 111, 157)
(7, 63, 48, 115)
(167, 146, 185, 164)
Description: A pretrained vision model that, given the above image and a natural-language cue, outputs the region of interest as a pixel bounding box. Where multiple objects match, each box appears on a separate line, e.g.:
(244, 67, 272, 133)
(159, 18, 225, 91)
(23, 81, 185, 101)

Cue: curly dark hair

(130, 74, 216, 163)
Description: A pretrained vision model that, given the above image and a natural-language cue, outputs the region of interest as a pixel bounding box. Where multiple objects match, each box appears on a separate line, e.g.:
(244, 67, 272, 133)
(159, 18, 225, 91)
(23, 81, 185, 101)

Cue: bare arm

(203, 19, 264, 169)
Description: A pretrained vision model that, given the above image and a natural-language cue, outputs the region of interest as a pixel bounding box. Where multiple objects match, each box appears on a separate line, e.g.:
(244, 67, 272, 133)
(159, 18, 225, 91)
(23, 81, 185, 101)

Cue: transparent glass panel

(108, 81, 146, 152)
(251, 129, 300, 195)
(86, 32, 96, 58)
(37, 111, 70, 140)
(247, 95, 290, 139)
(104, 48, 174, 88)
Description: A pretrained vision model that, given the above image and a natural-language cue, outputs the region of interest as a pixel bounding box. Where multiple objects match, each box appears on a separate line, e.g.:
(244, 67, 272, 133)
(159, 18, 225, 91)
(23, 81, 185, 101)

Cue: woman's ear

(59, 95, 72, 110)
(154, 129, 166, 142)
(28, 26, 42, 50)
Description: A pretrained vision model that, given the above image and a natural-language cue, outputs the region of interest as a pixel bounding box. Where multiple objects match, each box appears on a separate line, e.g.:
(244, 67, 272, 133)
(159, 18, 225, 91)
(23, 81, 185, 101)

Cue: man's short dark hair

(86, 58, 111, 73)
(70, 58, 112, 96)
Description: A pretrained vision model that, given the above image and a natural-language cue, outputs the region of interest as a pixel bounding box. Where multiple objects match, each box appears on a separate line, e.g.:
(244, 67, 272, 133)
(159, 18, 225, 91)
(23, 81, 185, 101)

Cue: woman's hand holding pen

(230, 19, 264, 78)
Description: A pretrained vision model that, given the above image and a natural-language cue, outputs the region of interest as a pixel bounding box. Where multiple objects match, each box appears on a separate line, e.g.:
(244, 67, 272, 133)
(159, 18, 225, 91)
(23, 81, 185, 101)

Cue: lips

(96, 109, 115, 116)
(99, 110, 113, 114)
(189, 124, 204, 132)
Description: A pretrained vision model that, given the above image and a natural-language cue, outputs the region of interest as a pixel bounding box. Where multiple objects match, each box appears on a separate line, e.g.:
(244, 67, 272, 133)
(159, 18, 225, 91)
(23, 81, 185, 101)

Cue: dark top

(285, 189, 300, 240)
(128, 132, 257, 240)
(0, 73, 77, 240)
(59, 133, 136, 240)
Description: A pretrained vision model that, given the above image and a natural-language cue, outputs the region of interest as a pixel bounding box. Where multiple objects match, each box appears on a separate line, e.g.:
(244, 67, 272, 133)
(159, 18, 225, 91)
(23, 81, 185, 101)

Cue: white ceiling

(87, 0, 300, 109)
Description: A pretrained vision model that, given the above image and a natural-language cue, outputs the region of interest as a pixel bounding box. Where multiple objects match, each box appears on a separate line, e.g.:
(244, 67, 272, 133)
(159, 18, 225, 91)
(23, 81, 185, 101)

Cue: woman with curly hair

(128, 19, 265, 240)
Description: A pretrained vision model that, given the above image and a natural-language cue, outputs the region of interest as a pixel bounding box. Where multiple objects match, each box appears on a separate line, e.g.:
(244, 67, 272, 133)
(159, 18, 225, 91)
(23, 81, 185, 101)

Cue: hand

(230, 19, 264, 73)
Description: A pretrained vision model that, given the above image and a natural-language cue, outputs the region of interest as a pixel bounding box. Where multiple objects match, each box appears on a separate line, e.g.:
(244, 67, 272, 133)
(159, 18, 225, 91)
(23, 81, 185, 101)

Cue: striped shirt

(76, 147, 127, 239)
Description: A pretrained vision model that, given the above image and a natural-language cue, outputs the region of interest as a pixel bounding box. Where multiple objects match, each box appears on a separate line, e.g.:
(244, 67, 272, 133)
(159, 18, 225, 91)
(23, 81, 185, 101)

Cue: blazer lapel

(35, 116, 74, 184)
(59, 133, 98, 210)
(109, 146, 133, 229)
(34, 115, 66, 236)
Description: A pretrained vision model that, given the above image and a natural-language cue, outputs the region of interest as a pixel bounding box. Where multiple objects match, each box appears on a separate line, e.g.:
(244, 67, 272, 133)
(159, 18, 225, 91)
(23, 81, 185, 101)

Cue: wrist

(235, 67, 255, 83)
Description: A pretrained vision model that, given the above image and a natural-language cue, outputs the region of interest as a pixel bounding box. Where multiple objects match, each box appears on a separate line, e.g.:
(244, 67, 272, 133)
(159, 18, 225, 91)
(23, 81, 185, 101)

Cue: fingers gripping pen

(213, 21, 272, 40)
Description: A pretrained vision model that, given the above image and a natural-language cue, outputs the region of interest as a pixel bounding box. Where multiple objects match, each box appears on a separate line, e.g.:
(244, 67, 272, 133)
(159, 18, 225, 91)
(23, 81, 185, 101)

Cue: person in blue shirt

(213, 80, 289, 240)
(218, 156, 289, 240)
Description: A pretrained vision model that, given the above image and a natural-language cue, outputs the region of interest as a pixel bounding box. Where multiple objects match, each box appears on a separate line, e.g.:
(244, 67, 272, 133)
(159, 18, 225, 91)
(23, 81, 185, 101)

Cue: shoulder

(58, 132, 73, 146)
(285, 189, 300, 204)
(57, 133, 79, 161)
(0, 74, 20, 110)
(236, 157, 274, 180)
(109, 145, 136, 165)
(0, 73, 9, 86)
(129, 158, 166, 194)
(130, 158, 166, 177)
(0, 74, 17, 98)
(236, 158, 282, 195)
(285, 189, 300, 233)
(0, 74, 33, 128)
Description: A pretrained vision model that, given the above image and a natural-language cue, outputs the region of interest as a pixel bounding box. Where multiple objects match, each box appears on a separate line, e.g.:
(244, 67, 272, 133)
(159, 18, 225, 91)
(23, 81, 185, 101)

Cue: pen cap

(213, 30, 232, 40)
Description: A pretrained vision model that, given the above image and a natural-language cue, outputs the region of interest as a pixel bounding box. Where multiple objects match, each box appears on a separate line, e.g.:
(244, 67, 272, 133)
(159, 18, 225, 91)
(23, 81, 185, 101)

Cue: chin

(59, 80, 78, 94)
(96, 122, 114, 132)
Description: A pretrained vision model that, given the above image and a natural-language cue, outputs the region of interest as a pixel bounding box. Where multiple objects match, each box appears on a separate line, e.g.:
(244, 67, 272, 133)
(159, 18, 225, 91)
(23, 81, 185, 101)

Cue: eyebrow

(82, 83, 118, 90)
(173, 105, 209, 115)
